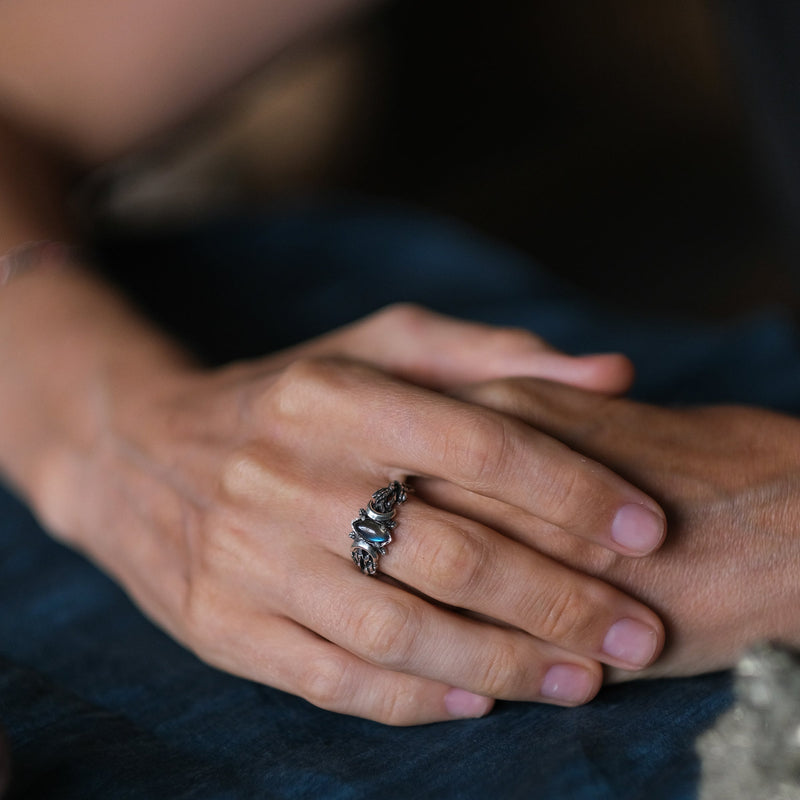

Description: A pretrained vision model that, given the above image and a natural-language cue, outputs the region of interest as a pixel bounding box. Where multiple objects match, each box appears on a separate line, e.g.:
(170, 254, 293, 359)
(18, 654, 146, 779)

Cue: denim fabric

(4, 201, 799, 798)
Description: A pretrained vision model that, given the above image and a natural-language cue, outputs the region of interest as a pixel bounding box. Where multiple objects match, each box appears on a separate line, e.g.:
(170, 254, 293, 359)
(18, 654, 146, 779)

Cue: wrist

(0, 256, 197, 535)
(39, 360, 205, 550)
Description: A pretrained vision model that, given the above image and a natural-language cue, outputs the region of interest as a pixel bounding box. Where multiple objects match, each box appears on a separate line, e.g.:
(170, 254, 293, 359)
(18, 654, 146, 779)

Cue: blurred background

(85, 0, 798, 321)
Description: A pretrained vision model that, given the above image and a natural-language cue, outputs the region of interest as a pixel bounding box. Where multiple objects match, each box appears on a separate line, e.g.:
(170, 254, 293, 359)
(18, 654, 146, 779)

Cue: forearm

(0, 115, 190, 520)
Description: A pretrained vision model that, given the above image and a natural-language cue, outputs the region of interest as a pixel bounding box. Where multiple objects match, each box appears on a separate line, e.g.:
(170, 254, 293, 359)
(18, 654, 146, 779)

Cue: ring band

(349, 481, 410, 575)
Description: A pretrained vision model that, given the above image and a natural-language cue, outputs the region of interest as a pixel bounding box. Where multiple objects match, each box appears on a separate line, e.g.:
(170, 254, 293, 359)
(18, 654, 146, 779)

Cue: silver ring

(349, 481, 410, 575)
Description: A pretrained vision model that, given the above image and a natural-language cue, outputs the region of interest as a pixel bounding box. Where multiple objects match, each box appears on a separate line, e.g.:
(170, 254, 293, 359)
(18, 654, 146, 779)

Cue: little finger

(287, 552, 604, 706)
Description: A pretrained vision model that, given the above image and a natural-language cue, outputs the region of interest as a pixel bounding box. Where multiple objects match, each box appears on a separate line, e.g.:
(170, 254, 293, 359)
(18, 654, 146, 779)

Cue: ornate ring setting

(349, 481, 409, 576)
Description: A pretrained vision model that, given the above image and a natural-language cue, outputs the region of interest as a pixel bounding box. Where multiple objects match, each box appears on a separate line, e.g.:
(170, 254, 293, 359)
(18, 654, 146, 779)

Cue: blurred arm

(0, 0, 376, 162)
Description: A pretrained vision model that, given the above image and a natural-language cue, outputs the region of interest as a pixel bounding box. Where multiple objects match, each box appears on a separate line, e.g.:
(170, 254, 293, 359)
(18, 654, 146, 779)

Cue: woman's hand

(440, 377, 800, 680)
(39, 303, 666, 725)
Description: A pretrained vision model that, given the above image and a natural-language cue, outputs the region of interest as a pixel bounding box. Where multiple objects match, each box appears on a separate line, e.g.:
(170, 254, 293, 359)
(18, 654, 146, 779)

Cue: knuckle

(537, 585, 596, 645)
(299, 653, 423, 726)
(538, 461, 592, 530)
(219, 445, 272, 500)
(372, 683, 430, 726)
(374, 691, 417, 727)
(298, 653, 352, 710)
(354, 597, 418, 668)
(478, 639, 524, 697)
(488, 326, 545, 352)
(262, 357, 346, 421)
(420, 524, 488, 602)
(443, 411, 512, 489)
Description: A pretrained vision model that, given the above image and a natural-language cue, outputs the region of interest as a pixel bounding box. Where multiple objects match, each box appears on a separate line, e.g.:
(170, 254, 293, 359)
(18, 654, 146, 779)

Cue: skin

(429, 377, 800, 682)
(0, 0, 378, 160)
(0, 261, 667, 725)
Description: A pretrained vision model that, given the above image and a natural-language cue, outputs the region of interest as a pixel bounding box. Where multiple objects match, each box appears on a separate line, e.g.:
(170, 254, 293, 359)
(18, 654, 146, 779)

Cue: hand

(45, 305, 666, 725)
(441, 377, 800, 680)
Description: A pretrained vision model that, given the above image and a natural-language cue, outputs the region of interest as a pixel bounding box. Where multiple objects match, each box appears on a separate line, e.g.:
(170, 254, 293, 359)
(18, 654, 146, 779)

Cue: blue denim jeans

(3, 201, 800, 798)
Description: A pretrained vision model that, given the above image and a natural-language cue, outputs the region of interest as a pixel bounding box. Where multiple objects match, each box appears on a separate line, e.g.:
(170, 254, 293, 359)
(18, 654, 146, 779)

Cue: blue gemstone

(353, 519, 390, 545)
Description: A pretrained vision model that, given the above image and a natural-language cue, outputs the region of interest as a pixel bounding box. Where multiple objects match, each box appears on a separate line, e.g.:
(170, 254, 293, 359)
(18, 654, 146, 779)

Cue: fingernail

(611, 503, 665, 553)
(541, 664, 596, 705)
(602, 618, 659, 668)
(444, 688, 493, 719)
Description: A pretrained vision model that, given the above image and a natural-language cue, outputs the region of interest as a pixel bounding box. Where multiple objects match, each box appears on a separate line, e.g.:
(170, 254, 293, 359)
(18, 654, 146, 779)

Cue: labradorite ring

(349, 481, 409, 576)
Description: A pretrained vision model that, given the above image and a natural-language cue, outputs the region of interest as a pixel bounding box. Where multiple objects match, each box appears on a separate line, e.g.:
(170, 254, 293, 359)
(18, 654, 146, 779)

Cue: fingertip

(540, 663, 601, 706)
(527, 352, 634, 395)
(444, 688, 495, 719)
(602, 617, 663, 670)
(610, 503, 666, 556)
(572, 353, 636, 395)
